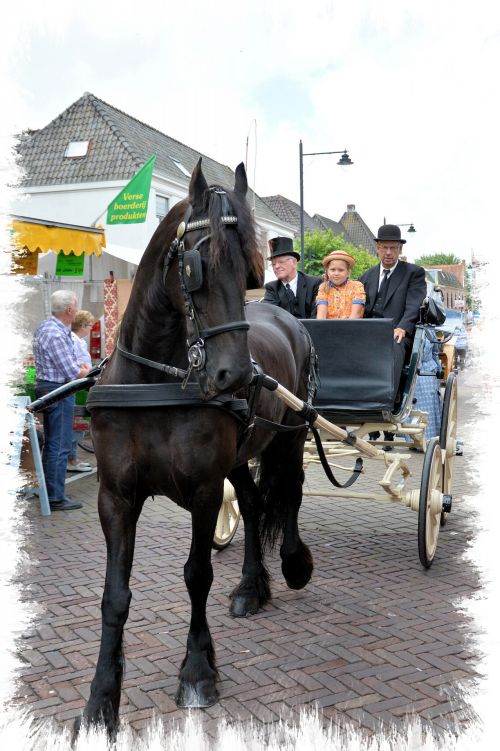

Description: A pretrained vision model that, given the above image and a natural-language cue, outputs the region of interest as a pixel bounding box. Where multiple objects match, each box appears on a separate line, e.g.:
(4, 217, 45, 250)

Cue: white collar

(379, 260, 398, 280)
(284, 275, 298, 295)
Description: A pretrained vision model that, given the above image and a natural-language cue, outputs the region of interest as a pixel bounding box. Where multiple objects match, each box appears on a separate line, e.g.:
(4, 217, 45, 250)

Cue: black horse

(77, 160, 314, 737)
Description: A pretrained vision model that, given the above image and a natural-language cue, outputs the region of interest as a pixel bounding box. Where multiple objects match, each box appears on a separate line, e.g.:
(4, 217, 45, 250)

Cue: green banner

(55, 252, 85, 276)
(106, 155, 156, 225)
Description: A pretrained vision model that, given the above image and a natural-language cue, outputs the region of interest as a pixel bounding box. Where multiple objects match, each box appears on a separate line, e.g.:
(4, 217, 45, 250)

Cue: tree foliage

(414, 252, 462, 267)
(294, 230, 378, 280)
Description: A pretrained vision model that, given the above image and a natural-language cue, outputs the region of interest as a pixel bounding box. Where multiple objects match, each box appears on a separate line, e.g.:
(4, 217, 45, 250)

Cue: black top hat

(267, 236, 300, 261)
(374, 224, 406, 244)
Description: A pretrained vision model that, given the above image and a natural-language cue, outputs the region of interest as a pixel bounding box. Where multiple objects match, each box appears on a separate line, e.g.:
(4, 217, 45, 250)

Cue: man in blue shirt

(33, 291, 91, 510)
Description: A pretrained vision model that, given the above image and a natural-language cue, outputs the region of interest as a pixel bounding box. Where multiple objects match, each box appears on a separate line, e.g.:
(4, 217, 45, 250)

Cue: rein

(117, 194, 248, 387)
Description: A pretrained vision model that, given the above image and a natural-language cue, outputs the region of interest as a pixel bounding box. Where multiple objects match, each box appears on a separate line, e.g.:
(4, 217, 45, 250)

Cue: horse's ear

(234, 162, 248, 197)
(189, 158, 209, 208)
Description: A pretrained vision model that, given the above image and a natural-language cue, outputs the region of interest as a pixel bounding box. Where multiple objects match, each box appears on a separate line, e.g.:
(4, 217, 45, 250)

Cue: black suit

(360, 260, 427, 336)
(263, 271, 322, 319)
(360, 260, 427, 398)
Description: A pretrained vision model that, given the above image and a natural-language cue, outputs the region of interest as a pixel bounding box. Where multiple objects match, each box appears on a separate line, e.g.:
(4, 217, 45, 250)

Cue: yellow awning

(10, 216, 106, 257)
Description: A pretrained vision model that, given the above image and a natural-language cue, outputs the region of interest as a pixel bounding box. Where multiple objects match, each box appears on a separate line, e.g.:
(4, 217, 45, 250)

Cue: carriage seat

(300, 319, 395, 424)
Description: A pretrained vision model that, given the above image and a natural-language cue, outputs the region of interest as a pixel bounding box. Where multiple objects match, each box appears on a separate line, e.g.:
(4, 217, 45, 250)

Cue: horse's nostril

(215, 370, 230, 388)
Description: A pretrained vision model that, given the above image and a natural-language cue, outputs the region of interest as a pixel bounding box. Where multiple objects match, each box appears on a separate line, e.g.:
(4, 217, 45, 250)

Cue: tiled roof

(312, 213, 356, 244)
(338, 206, 377, 255)
(260, 195, 321, 233)
(15, 92, 279, 224)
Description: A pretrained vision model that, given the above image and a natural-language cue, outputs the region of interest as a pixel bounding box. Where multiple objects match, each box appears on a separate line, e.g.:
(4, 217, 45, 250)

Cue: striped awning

(10, 215, 106, 256)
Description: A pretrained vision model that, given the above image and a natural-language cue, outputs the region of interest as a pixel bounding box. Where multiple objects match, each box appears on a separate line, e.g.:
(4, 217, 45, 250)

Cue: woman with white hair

(67, 310, 95, 472)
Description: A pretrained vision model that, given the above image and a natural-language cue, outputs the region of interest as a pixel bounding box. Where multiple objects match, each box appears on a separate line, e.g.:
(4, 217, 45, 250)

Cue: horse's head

(165, 158, 264, 398)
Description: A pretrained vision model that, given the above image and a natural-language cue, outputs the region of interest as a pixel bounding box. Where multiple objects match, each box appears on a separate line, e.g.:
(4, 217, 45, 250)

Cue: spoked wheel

(418, 436, 445, 568)
(77, 436, 94, 454)
(212, 480, 241, 550)
(439, 372, 457, 526)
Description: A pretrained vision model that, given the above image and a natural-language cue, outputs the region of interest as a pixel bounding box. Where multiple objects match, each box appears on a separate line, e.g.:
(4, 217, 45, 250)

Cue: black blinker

(183, 249, 203, 292)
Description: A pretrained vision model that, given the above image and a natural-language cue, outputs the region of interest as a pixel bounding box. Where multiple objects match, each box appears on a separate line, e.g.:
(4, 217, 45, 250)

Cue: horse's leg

(227, 463, 271, 617)
(74, 487, 144, 739)
(259, 431, 314, 590)
(175, 485, 222, 708)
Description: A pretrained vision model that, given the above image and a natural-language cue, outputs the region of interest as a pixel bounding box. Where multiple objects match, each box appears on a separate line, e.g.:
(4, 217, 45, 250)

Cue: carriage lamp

(299, 140, 353, 270)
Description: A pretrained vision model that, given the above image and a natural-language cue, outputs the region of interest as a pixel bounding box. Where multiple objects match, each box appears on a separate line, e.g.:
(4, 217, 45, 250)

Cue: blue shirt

(33, 316, 80, 383)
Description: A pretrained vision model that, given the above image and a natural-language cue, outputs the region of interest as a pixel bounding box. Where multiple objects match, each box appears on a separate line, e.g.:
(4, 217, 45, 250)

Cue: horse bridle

(117, 190, 250, 387)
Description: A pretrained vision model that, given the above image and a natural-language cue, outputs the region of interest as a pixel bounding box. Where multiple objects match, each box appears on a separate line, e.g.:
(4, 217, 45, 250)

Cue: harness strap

(86, 382, 248, 413)
(309, 424, 364, 489)
(197, 321, 250, 341)
(253, 416, 307, 432)
(116, 341, 188, 379)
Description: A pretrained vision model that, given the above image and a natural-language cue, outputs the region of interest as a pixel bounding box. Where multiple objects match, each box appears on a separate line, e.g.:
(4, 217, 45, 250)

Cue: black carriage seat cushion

(300, 319, 395, 422)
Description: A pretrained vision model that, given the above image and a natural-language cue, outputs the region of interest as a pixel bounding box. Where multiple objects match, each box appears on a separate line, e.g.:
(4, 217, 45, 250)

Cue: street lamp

(299, 140, 353, 270)
(384, 219, 416, 233)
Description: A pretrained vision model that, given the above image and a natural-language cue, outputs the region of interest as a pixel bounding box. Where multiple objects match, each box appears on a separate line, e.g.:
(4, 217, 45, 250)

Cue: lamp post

(299, 140, 353, 271)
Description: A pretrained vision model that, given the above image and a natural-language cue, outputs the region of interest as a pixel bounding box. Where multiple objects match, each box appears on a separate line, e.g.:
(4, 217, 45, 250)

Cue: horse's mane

(206, 184, 262, 287)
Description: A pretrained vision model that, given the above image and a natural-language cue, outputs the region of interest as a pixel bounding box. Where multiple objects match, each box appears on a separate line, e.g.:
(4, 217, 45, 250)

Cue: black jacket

(263, 271, 322, 319)
(360, 261, 426, 336)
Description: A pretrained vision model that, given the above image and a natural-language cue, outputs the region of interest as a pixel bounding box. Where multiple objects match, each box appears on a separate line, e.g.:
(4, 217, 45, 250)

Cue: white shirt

(378, 260, 399, 289)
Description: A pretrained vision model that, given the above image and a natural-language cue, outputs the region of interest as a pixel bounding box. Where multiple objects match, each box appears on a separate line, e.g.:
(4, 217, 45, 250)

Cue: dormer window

(169, 157, 191, 177)
(64, 140, 91, 158)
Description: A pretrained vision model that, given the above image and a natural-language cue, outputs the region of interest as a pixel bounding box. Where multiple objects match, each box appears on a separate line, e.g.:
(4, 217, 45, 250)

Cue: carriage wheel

(418, 436, 444, 568)
(77, 436, 95, 454)
(212, 480, 241, 550)
(439, 372, 457, 526)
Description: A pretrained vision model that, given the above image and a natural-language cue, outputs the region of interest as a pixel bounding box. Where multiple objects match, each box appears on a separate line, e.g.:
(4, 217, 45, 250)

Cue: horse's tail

(257, 325, 317, 551)
(256, 433, 307, 551)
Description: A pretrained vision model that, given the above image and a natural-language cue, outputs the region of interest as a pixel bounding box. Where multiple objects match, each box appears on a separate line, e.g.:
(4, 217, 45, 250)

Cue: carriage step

(442, 495, 452, 513)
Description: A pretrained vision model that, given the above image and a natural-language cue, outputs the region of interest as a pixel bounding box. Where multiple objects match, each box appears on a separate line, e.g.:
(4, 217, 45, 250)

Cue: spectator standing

(67, 311, 95, 472)
(404, 335, 442, 447)
(454, 325, 468, 369)
(33, 291, 90, 510)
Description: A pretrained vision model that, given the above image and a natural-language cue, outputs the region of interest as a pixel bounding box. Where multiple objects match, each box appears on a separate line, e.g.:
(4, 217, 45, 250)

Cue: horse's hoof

(72, 714, 118, 745)
(175, 680, 219, 708)
(229, 594, 260, 617)
(281, 547, 314, 590)
(283, 570, 312, 590)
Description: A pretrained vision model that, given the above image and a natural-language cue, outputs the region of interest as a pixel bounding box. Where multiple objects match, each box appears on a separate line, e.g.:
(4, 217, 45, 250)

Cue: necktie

(378, 269, 390, 302)
(285, 283, 295, 313)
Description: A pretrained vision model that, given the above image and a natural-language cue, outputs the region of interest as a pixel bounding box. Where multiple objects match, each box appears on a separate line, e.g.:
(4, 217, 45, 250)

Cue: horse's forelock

(206, 185, 259, 286)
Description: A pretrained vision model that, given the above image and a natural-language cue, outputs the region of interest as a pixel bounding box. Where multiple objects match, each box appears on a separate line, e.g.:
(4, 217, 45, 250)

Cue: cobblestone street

(13, 359, 483, 745)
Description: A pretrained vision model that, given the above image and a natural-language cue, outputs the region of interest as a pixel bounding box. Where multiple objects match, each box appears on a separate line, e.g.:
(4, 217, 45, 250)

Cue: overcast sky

(1, 2, 500, 746)
(2, 0, 499, 263)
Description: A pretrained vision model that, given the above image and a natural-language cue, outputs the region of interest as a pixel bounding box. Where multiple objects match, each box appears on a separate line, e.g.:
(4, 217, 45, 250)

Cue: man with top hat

(360, 224, 427, 446)
(263, 237, 322, 319)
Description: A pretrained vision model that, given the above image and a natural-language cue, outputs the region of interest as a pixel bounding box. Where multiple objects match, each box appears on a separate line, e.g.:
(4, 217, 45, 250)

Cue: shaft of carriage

(261, 374, 380, 459)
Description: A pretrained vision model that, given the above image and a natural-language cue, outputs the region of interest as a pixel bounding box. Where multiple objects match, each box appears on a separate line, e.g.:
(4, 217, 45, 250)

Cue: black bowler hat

(374, 224, 406, 244)
(267, 236, 300, 261)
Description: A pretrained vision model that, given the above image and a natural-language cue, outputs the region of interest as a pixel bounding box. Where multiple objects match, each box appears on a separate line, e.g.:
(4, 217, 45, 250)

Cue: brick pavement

(12, 361, 482, 745)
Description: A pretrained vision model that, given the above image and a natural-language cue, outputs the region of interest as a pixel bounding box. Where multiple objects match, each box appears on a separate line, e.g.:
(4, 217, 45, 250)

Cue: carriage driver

(263, 237, 322, 319)
(359, 225, 427, 446)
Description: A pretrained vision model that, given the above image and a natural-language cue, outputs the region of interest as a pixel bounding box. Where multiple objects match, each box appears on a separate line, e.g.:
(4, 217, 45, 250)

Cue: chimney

(347, 204, 356, 212)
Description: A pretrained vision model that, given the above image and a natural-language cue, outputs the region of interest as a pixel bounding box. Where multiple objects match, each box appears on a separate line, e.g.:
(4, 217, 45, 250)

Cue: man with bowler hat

(263, 237, 322, 319)
(360, 224, 426, 447)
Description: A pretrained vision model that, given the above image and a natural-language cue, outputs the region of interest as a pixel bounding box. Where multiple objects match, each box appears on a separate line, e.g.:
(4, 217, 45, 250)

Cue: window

(64, 140, 91, 158)
(169, 158, 191, 177)
(156, 195, 169, 224)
